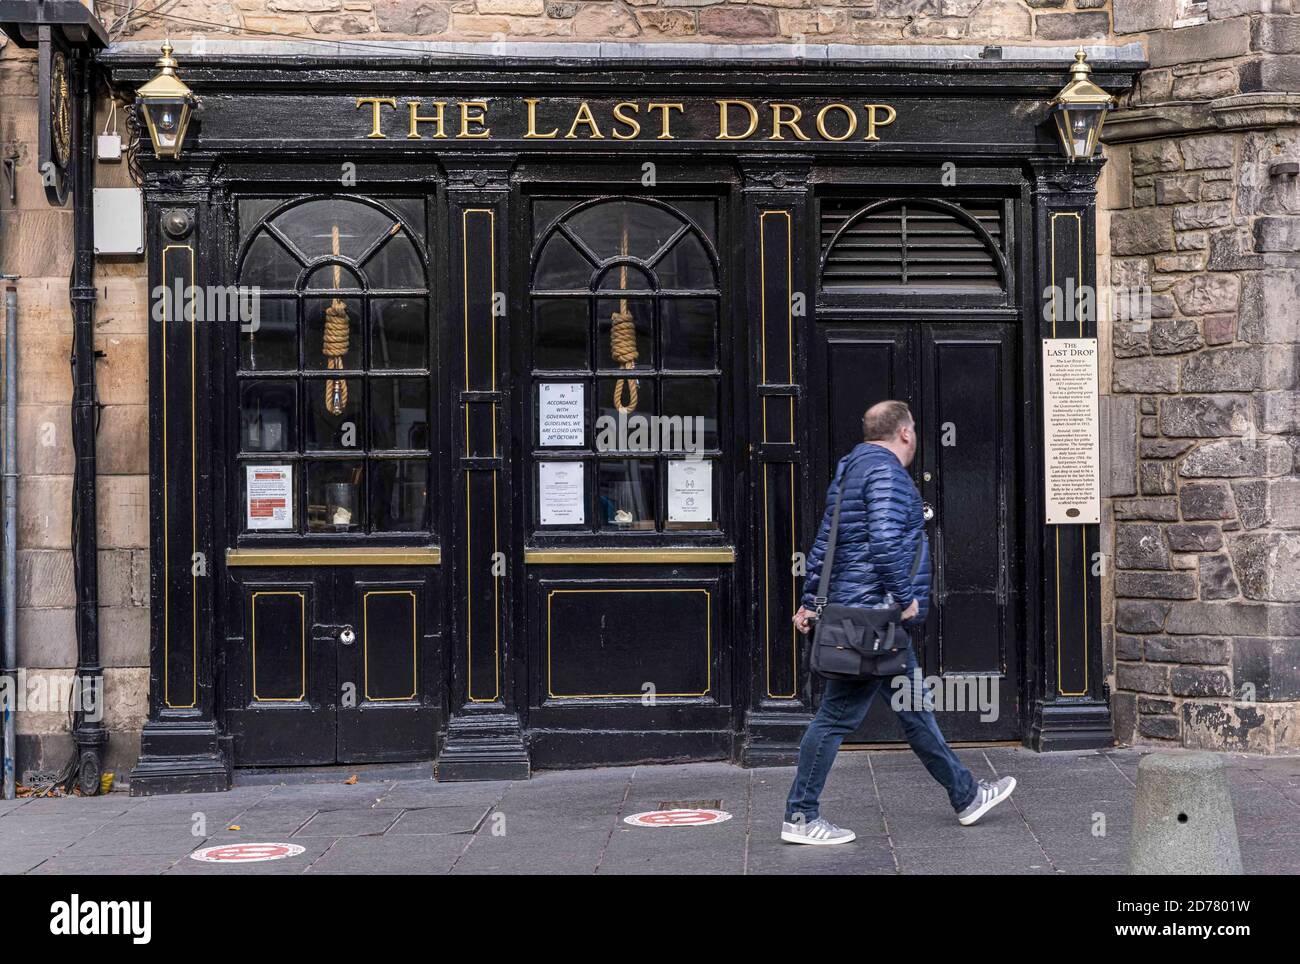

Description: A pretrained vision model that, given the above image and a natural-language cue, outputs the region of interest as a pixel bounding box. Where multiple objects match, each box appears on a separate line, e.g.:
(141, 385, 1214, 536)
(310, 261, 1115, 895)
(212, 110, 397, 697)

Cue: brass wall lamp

(136, 40, 194, 159)
(1049, 49, 1115, 162)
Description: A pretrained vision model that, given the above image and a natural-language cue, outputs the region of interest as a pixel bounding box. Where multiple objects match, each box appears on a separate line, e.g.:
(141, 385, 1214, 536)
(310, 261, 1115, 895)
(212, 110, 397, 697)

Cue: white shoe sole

(781, 829, 857, 845)
(957, 776, 1017, 826)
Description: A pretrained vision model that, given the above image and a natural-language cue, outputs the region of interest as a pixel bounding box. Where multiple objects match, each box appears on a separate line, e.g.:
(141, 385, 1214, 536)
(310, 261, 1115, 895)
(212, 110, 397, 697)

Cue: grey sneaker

(957, 776, 1017, 826)
(781, 816, 857, 845)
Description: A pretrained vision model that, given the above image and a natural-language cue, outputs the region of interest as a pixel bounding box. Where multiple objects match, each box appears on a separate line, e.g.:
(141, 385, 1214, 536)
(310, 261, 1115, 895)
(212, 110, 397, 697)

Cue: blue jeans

(785, 646, 978, 821)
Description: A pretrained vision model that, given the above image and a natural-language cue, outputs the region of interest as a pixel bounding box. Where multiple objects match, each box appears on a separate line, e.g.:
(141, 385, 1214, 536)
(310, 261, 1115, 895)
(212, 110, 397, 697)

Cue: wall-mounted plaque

(538, 460, 585, 525)
(668, 459, 712, 523)
(538, 382, 584, 447)
(1042, 339, 1100, 525)
(246, 464, 293, 530)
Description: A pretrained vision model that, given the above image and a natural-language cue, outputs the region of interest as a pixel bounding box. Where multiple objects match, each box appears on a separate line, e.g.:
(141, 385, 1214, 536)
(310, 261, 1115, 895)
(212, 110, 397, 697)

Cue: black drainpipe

(69, 48, 105, 793)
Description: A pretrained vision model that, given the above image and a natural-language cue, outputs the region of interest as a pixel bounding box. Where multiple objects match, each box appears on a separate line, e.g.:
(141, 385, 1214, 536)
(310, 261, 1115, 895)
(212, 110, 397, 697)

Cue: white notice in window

(538, 461, 585, 525)
(246, 464, 293, 530)
(538, 382, 584, 447)
(1042, 338, 1100, 525)
(668, 459, 712, 523)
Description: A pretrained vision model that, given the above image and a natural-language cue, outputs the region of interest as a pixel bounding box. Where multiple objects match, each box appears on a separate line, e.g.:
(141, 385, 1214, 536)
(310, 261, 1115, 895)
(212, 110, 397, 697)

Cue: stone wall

(0, 36, 150, 781)
(1102, 0, 1300, 751)
(107, 0, 1114, 45)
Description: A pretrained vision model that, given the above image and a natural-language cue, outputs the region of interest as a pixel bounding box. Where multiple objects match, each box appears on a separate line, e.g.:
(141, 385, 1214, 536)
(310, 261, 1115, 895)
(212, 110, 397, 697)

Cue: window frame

(816, 192, 1017, 312)
(228, 191, 438, 546)
(523, 191, 733, 545)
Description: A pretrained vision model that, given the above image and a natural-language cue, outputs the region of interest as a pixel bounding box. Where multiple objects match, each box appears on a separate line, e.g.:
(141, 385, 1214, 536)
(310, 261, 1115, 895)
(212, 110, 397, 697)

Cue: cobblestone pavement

(2, 747, 1297, 874)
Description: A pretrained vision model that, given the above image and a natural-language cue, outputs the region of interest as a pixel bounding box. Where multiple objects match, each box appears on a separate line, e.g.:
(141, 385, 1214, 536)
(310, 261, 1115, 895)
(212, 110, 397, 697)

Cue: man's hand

(900, 599, 919, 621)
(793, 606, 817, 635)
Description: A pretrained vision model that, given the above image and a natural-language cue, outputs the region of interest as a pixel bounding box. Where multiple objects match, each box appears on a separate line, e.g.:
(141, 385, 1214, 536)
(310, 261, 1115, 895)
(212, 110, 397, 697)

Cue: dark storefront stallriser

(98, 50, 1141, 794)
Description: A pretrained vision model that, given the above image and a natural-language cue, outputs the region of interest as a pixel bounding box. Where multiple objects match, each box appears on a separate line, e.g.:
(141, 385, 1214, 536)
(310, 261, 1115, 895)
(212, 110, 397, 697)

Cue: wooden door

(816, 322, 1021, 742)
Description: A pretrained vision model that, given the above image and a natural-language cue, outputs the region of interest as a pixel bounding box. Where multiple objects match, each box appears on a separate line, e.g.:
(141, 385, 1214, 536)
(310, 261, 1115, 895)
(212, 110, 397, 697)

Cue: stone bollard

(1128, 751, 1243, 875)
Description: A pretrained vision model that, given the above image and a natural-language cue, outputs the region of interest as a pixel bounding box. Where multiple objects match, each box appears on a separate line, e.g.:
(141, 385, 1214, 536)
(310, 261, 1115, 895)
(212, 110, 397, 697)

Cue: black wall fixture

(0, 0, 109, 793)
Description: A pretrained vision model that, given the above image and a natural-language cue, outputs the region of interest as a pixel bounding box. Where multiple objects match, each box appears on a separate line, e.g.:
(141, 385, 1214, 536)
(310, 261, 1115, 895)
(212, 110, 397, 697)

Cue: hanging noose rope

(324, 225, 349, 416)
(610, 223, 639, 413)
(610, 307, 639, 413)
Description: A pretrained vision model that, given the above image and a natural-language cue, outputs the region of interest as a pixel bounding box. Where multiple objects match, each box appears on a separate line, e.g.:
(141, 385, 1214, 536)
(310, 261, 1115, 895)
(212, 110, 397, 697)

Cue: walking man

(782, 400, 1016, 845)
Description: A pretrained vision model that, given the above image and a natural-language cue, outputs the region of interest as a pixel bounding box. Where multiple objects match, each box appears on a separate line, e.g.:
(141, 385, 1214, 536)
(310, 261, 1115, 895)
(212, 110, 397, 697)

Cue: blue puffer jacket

(801, 442, 932, 626)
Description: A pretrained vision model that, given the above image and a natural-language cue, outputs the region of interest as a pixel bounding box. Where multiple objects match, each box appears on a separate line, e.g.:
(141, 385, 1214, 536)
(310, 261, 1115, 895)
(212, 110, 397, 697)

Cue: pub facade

(4, 0, 1297, 799)
(92, 42, 1138, 794)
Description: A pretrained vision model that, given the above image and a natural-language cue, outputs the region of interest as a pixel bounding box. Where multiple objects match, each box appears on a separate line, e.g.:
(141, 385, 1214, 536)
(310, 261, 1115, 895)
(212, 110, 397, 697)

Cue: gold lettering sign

(357, 97, 897, 143)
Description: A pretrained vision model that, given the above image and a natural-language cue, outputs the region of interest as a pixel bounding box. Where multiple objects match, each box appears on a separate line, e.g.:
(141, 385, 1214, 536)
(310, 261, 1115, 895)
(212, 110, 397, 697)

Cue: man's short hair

(862, 400, 913, 441)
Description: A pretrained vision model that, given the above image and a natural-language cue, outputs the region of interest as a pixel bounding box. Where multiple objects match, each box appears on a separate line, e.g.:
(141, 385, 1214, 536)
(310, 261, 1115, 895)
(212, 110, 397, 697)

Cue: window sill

(227, 546, 441, 566)
(523, 546, 734, 565)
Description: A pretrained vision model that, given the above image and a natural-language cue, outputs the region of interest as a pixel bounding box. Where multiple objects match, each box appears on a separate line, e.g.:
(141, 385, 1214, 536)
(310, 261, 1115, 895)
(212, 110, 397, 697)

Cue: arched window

(819, 197, 1008, 296)
(234, 195, 432, 535)
(529, 196, 723, 533)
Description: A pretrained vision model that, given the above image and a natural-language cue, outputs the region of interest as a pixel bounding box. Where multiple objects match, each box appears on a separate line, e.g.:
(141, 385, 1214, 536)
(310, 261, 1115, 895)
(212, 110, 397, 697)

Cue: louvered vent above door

(820, 198, 1007, 294)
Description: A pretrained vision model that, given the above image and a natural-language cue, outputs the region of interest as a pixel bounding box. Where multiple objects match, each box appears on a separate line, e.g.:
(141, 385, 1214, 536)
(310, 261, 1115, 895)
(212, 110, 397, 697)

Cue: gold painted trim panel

(525, 547, 735, 565)
(227, 547, 442, 567)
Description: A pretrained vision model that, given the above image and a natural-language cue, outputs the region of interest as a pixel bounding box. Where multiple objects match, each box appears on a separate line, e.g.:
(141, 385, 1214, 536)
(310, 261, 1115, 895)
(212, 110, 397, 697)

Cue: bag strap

(908, 533, 924, 581)
(813, 459, 849, 611)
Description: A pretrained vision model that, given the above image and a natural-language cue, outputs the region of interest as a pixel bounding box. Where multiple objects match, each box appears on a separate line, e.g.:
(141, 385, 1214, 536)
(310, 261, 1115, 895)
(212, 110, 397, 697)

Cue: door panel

(917, 325, 1019, 740)
(221, 190, 443, 768)
(818, 321, 1020, 743)
(517, 186, 735, 767)
(336, 572, 441, 762)
(226, 574, 336, 766)
(826, 326, 910, 463)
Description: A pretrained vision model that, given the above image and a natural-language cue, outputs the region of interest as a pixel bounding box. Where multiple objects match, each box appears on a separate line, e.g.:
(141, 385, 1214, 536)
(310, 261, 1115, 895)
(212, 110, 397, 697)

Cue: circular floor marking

(190, 842, 306, 863)
(624, 808, 733, 828)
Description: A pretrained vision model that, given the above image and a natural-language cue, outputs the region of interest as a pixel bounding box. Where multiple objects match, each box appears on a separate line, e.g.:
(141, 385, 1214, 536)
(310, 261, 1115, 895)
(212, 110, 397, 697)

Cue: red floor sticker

(624, 809, 732, 828)
(190, 842, 307, 863)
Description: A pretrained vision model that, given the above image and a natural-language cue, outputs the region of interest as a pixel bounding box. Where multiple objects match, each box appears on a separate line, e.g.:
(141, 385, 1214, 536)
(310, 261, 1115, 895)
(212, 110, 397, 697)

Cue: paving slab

(387, 805, 492, 835)
(26, 854, 183, 875)
(294, 807, 403, 837)
(305, 834, 468, 874)
(4, 747, 1298, 874)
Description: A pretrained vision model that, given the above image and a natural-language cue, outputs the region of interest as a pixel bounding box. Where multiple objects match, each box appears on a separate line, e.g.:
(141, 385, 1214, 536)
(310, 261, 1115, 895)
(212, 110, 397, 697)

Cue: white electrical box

(93, 187, 144, 255)
(97, 133, 123, 161)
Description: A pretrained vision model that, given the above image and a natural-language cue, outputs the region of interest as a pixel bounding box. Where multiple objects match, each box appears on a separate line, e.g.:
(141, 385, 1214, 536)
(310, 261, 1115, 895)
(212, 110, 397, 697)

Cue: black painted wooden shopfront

(103, 48, 1141, 793)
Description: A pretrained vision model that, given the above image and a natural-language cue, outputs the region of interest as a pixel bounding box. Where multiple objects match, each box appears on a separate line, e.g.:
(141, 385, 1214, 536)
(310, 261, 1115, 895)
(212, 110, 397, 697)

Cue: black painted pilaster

(1026, 158, 1111, 751)
(129, 162, 228, 795)
(438, 162, 529, 781)
(738, 157, 815, 766)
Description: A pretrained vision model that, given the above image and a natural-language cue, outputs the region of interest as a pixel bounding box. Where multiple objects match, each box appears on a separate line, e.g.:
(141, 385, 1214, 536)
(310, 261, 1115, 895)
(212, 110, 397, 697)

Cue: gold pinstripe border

(546, 588, 712, 699)
(759, 210, 798, 699)
(161, 243, 198, 709)
(251, 590, 305, 703)
(463, 207, 501, 703)
(1049, 210, 1089, 698)
(364, 589, 418, 701)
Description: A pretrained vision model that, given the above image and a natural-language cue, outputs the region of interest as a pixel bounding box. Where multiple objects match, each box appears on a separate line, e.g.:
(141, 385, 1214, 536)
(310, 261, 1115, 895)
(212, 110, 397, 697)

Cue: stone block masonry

(96, 0, 1108, 45)
(1104, 0, 1300, 752)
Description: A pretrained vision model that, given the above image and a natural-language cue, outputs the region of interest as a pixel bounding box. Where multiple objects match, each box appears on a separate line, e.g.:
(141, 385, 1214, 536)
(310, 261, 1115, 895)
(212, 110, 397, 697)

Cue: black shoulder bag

(808, 461, 924, 680)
